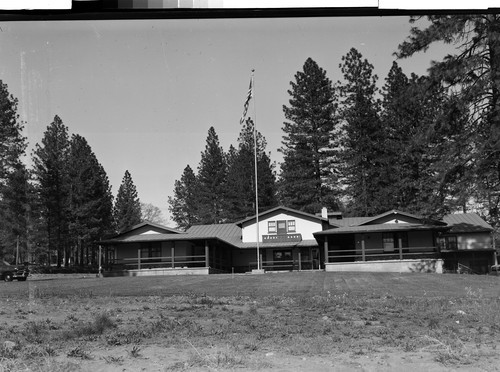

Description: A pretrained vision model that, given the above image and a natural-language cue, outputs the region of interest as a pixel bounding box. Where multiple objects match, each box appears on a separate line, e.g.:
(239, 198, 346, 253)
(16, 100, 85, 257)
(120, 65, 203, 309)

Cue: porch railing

(249, 259, 320, 272)
(112, 255, 207, 270)
(327, 246, 439, 263)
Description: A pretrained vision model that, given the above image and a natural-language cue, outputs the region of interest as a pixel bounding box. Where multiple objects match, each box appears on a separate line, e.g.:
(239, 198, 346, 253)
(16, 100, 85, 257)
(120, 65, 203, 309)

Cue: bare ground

(1, 272, 499, 371)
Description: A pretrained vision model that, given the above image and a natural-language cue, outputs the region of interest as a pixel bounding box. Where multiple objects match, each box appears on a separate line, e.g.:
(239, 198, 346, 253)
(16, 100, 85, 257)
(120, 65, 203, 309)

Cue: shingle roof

(315, 223, 450, 236)
(442, 213, 493, 233)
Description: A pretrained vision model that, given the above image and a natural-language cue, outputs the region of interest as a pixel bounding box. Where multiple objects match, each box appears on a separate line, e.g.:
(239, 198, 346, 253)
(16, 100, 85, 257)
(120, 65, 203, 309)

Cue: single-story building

(98, 206, 497, 276)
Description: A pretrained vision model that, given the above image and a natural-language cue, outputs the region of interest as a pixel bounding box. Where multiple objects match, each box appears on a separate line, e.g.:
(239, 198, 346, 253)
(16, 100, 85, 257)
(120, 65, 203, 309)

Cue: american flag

(240, 76, 253, 125)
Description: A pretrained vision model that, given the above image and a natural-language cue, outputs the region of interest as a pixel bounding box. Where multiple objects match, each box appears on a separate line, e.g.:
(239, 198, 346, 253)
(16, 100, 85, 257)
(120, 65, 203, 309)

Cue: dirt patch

(0, 275, 499, 371)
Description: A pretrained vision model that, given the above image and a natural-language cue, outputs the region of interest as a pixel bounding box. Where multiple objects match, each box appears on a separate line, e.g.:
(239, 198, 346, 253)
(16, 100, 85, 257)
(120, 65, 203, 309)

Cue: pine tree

(168, 165, 199, 230)
(279, 58, 340, 214)
(32, 115, 71, 267)
(68, 134, 114, 266)
(0, 80, 28, 261)
(226, 119, 277, 221)
(379, 62, 450, 217)
(0, 80, 26, 188)
(114, 170, 142, 232)
(397, 14, 500, 225)
(196, 127, 228, 224)
(0, 163, 31, 263)
(337, 48, 385, 216)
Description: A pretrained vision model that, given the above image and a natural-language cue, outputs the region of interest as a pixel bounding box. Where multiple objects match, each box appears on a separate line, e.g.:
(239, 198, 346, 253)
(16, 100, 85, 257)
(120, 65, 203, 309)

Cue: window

(439, 236, 458, 250)
(277, 220, 287, 234)
(383, 232, 408, 252)
(383, 233, 394, 252)
(447, 236, 458, 250)
(267, 219, 296, 234)
(273, 249, 292, 261)
(140, 243, 161, 262)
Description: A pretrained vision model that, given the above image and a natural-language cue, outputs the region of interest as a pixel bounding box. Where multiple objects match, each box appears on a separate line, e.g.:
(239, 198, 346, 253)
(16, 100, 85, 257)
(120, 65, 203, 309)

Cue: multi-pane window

(447, 236, 458, 250)
(277, 220, 287, 234)
(439, 236, 458, 250)
(383, 232, 408, 252)
(383, 233, 394, 252)
(140, 243, 162, 262)
(267, 220, 296, 234)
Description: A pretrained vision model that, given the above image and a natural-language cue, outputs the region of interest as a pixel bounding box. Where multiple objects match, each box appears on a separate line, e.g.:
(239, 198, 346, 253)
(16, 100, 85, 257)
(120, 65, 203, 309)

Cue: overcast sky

(0, 15, 455, 225)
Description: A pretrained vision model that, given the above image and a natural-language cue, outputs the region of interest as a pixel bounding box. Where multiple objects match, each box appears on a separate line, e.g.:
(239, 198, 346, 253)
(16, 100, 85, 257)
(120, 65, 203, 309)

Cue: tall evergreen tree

(114, 170, 142, 232)
(0, 80, 26, 188)
(168, 165, 199, 230)
(337, 48, 385, 216)
(279, 57, 340, 214)
(68, 134, 114, 266)
(225, 119, 277, 221)
(196, 126, 228, 224)
(0, 163, 31, 263)
(0, 80, 28, 261)
(397, 15, 500, 225)
(379, 62, 451, 217)
(32, 115, 71, 267)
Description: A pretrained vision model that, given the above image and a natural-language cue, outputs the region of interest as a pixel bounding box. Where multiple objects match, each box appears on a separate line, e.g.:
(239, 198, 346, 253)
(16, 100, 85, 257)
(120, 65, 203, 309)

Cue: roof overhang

(99, 234, 234, 245)
(314, 223, 451, 237)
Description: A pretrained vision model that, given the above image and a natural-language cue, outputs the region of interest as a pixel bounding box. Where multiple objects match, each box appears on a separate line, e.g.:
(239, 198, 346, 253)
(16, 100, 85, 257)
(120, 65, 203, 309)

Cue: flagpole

(251, 70, 260, 272)
(240, 69, 262, 273)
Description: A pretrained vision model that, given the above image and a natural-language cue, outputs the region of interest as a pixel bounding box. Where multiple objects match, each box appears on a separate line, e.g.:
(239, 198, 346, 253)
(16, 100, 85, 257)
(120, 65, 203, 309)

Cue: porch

(317, 228, 445, 273)
(101, 238, 233, 276)
(247, 245, 322, 272)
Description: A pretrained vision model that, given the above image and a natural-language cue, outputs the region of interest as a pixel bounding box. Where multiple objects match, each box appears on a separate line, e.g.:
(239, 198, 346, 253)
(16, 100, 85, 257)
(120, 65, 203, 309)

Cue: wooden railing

(327, 246, 439, 263)
(249, 259, 320, 272)
(113, 255, 207, 270)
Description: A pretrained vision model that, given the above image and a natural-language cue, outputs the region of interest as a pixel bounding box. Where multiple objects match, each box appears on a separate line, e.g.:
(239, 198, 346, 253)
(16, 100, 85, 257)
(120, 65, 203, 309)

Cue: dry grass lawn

(0, 272, 499, 371)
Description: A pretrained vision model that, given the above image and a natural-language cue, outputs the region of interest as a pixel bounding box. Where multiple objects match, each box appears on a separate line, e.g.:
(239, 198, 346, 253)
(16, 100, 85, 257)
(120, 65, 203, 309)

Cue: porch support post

(298, 251, 302, 271)
(138, 248, 141, 270)
(361, 236, 366, 262)
(324, 237, 329, 265)
(205, 240, 209, 268)
(171, 244, 175, 269)
(398, 236, 403, 260)
(98, 245, 102, 277)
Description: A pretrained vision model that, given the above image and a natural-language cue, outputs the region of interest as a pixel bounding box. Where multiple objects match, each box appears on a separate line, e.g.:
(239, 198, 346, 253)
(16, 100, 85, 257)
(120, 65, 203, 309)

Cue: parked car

(0, 261, 29, 282)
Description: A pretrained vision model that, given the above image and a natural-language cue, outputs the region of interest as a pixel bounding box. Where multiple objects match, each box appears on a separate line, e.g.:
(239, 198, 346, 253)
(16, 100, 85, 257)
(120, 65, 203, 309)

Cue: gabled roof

(100, 221, 184, 244)
(121, 220, 184, 235)
(315, 211, 492, 237)
(236, 206, 328, 226)
(357, 210, 446, 226)
(100, 223, 242, 246)
(442, 213, 493, 233)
